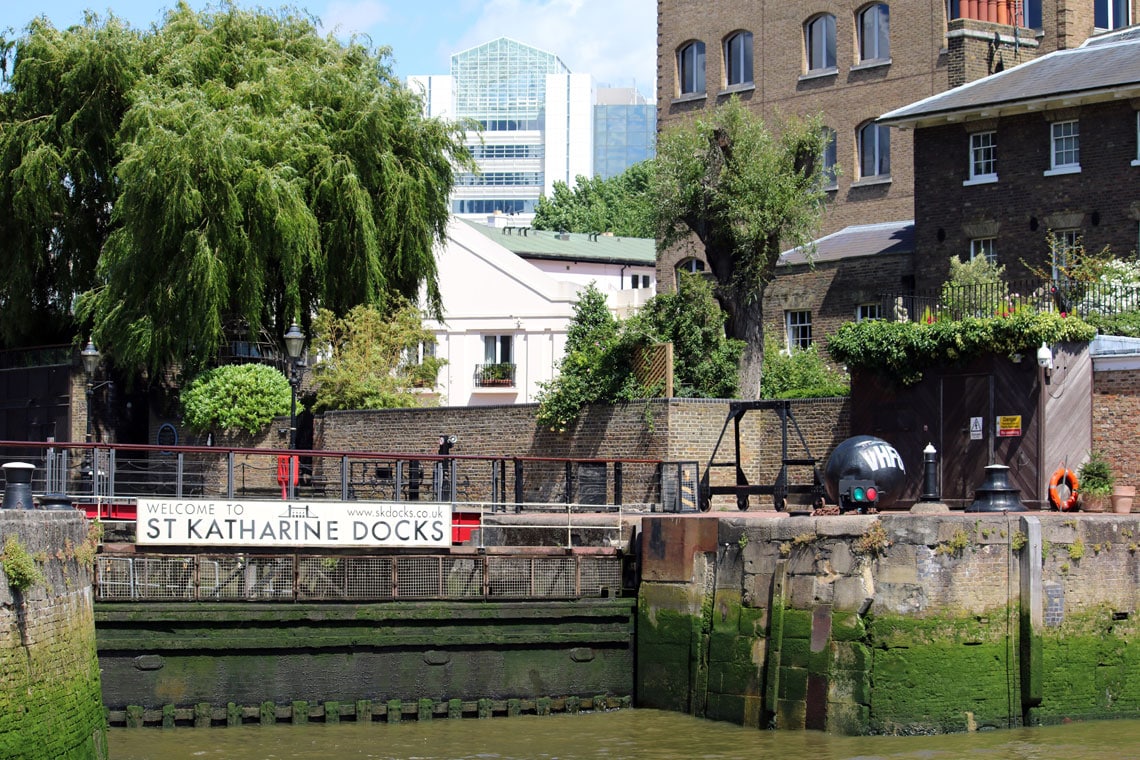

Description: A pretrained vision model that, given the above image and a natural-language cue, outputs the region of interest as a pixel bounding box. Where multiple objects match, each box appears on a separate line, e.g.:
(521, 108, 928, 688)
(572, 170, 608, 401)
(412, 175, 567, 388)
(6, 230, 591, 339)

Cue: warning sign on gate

(997, 415, 1022, 437)
(970, 417, 983, 441)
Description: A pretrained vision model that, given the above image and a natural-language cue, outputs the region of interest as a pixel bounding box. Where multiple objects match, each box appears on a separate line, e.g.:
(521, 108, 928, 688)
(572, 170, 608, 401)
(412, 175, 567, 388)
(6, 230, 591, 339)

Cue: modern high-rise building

(409, 38, 656, 222)
(408, 37, 594, 221)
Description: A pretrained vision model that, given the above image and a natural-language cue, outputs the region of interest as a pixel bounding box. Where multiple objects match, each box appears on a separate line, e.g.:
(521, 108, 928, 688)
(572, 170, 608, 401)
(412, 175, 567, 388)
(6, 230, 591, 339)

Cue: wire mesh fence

(95, 553, 624, 602)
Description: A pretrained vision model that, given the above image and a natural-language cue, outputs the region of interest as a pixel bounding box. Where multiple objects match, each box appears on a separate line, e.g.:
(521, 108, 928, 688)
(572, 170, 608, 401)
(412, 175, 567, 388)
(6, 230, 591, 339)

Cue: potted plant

(1078, 451, 1113, 513)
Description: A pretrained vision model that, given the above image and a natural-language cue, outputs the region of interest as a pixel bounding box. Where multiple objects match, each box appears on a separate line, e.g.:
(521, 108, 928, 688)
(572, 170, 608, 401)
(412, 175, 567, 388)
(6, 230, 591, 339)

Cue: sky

(0, 1, 657, 100)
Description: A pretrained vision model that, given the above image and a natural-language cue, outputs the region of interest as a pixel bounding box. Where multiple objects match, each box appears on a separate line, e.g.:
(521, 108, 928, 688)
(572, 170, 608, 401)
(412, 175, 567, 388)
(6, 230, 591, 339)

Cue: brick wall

(1093, 367, 1140, 489)
(913, 100, 1140, 291)
(0, 511, 106, 759)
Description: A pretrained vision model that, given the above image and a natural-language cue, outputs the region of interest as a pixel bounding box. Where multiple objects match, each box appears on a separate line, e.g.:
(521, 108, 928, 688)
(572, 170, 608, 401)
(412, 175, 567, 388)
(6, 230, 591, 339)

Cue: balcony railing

(877, 278, 1140, 324)
(474, 362, 516, 387)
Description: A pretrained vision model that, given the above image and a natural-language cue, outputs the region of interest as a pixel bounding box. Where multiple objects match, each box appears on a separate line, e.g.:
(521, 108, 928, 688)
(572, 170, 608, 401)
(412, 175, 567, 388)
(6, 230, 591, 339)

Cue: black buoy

(2, 462, 36, 510)
(965, 464, 1026, 512)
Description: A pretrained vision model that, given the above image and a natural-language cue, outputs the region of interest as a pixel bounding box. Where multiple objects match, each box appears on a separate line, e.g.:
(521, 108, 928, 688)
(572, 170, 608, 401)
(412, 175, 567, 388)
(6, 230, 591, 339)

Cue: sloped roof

(459, 219, 656, 266)
(879, 27, 1140, 129)
(779, 221, 914, 266)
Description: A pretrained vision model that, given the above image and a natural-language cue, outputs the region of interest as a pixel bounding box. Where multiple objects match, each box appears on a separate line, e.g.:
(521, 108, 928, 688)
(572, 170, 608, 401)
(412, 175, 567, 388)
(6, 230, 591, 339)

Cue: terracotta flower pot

(1081, 493, 1109, 513)
(1112, 486, 1136, 514)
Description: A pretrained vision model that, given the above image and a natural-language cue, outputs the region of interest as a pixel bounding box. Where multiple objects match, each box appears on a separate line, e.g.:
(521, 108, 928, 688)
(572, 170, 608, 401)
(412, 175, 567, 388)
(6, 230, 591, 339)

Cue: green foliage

(1078, 450, 1114, 496)
(624, 273, 744, 398)
(532, 161, 655, 238)
(653, 97, 828, 396)
(180, 363, 291, 435)
(827, 311, 1096, 385)
(940, 256, 1010, 319)
(1, 7, 470, 371)
(536, 277, 747, 430)
(935, 529, 972, 557)
(1085, 310, 1140, 337)
(853, 522, 892, 558)
(311, 301, 446, 412)
(2, 534, 44, 592)
(760, 335, 848, 398)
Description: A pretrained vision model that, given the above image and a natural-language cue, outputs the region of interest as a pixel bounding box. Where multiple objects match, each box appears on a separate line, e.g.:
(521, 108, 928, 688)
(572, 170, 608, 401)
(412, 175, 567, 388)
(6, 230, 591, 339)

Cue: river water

(109, 709, 1140, 759)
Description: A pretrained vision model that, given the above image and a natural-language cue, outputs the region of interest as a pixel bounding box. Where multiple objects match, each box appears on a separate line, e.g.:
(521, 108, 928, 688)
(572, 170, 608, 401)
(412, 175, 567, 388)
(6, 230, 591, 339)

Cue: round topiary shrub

(181, 363, 292, 435)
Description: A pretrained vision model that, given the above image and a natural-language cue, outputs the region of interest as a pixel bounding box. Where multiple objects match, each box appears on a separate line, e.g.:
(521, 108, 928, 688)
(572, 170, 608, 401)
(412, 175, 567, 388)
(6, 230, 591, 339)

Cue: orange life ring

(1048, 467, 1079, 511)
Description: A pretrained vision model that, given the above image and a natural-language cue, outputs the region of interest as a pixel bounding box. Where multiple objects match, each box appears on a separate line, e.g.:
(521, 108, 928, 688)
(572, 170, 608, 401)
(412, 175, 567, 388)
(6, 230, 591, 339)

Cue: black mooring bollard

(2, 462, 36, 510)
(920, 443, 940, 502)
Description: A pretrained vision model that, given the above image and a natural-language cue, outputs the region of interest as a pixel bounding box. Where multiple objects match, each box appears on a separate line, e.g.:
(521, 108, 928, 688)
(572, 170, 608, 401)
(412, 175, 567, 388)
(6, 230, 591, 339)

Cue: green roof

(459, 219, 656, 266)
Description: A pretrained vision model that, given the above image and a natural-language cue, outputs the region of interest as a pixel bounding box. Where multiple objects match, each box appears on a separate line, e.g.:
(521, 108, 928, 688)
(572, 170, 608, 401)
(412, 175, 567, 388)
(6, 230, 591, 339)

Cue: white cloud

(456, 0, 656, 100)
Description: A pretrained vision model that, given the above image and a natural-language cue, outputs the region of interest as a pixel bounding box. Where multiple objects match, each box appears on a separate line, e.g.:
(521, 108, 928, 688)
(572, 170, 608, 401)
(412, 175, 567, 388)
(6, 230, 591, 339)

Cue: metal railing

(0, 439, 668, 512)
(879, 278, 1140, 323)
(95, 552, 624, 602)
(473, 362, 516, 387)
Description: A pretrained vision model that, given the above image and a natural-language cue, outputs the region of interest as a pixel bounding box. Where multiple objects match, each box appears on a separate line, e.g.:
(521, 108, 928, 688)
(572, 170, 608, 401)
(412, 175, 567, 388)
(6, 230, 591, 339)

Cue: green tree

(180, 363, 291, 435)
(760, 337, 849, 399)
(0, 5, 471, 373)
(624, 273, 743, 398)
(532, 161, 655, 238)
(310, 301, 445, 412)
(653, 98, 827, 398)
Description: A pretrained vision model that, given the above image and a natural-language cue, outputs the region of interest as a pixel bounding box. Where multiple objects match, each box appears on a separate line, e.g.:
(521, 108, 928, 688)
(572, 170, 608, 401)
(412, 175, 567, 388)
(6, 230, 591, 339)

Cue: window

(858, 4, 890, 62)
(484, 335, 513, 365)
(968, 131, 997, 183)
(1048, 120, 1080, 173)
(786, 311, 813, 350)
(403, 340, 437, 366)
(805, 14, 837, 72)
(630, 274, 651, 289)
(820, 127, 838, 188)
(1133, 112, 1140, 166)
(948, 0, 1041, 25)
(1051, 229, 1080, 280)
(970, 238, 997, 263)
(856, 303, 882, 322)
(858, 122, 891, 179)
(678, 41, 706, 95)
(677, 258, 706, 274)
(1095, 0, 1131, 29)
(724, 31, 754, 87)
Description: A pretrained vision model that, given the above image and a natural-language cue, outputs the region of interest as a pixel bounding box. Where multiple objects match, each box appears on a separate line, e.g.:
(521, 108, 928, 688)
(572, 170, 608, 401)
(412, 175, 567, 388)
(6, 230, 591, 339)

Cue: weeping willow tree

(0, 4, 471, 374)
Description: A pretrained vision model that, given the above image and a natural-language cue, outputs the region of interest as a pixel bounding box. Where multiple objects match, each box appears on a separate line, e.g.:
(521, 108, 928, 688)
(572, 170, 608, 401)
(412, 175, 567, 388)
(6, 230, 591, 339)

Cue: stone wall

(0, 511, 106, 759)
(637, 511, 1140, 735)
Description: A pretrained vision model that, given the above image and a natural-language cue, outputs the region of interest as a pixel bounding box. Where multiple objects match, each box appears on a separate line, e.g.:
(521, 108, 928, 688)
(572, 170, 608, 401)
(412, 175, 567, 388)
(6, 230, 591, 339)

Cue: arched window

(858, 4, 890, 62)
(724, 31, 753, 87)
(676, 258, 706, 274)
(677, 41, 706, 95)
(858, 122, 891, 179)
(805, 14, 837, 72)
(820, 127, 838, 188)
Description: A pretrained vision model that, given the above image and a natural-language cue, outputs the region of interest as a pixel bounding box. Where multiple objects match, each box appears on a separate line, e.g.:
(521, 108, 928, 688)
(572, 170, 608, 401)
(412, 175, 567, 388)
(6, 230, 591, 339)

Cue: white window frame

(677, 258, 706, 274)
(858, 122, 891, 180)
(965, 131, 998, 185)
(856, 303, 882, 322)
(858, 4, 890, 63)
(1095, 0, 1132, 29)
(785, 310, 813, 350)
(677, 41, 706, 95)
(724, 31, 754, 87)
(1045, 120, 1080, 175)
(805, 14, 837, 73)
(1051, 229, 1080, 280)
(483, 334, 513, 365)
(970, 237, 997, 264)
(1132, 112, 1140, 167)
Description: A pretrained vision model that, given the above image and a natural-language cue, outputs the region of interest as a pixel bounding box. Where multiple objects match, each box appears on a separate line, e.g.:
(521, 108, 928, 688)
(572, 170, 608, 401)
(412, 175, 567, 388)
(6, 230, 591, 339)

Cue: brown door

(940, 374, 992, 503)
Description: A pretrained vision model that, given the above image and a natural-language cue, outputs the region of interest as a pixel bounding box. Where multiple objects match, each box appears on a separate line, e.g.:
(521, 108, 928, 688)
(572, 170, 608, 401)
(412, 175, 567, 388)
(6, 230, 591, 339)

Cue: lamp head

(1037, 342, 1053, 370)
(284, 323, 305, 361)
(81, 340, 101, 377)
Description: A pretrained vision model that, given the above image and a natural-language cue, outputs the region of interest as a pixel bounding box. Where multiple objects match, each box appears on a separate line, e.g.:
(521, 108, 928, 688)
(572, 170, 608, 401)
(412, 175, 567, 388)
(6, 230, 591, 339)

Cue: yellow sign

(997, 415, 1022, 438)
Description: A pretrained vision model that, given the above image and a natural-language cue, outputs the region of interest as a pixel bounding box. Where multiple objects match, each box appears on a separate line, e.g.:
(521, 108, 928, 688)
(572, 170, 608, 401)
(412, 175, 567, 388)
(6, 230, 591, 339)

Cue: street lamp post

(283, 323, 306, 500)
(80, 340, 111, 490)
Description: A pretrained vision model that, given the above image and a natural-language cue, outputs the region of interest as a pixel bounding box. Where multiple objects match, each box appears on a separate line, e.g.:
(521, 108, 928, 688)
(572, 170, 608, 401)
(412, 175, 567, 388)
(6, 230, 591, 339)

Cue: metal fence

(879, 278, 1140, 323)
(95, 552, 624, 602)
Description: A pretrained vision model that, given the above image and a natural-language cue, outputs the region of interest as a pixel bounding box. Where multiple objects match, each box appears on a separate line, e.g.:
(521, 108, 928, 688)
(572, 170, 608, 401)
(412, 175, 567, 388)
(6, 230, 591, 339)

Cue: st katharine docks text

(135, 498, 452, 548)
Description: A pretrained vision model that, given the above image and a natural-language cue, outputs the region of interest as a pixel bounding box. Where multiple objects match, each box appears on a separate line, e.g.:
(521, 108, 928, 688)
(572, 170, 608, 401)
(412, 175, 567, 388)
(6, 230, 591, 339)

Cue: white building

(408, 38, 595, 223)
(423, 217, 656, 407)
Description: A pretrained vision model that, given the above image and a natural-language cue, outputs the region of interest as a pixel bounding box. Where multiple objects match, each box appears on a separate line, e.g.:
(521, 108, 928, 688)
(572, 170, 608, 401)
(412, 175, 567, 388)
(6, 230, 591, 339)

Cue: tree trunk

(728, 293, 766, 398)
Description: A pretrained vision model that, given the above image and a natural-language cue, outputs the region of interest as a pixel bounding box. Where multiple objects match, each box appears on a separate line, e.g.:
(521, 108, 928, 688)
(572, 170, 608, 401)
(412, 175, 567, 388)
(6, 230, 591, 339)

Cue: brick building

(655, 0, 1133, 352)
(880, 26, 1140, 291)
